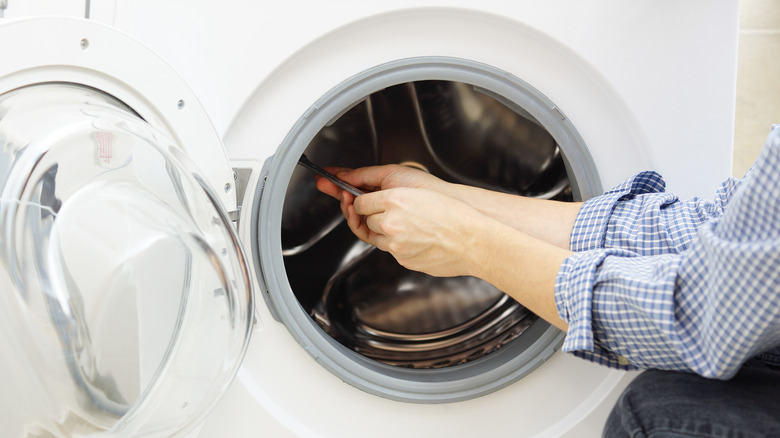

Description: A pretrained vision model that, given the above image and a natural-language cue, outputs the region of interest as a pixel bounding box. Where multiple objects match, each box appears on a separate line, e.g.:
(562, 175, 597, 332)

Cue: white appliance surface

(0, 1, 738, 437)
(105, 2, 737, 437)
(107, 0, 738, 199)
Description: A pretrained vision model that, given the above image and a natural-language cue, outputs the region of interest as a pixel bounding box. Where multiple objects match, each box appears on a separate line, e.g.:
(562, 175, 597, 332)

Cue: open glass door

(0, 83, 253, 437)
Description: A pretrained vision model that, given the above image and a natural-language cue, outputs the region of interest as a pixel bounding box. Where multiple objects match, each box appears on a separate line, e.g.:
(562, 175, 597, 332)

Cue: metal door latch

(228, 167, 253, 226)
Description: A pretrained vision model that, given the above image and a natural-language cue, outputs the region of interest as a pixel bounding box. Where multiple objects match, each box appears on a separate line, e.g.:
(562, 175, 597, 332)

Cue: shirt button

(617, 355, 631, 366)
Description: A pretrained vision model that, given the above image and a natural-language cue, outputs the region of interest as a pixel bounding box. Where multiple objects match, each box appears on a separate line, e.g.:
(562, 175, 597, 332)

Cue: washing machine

(0, 1, 739, 437)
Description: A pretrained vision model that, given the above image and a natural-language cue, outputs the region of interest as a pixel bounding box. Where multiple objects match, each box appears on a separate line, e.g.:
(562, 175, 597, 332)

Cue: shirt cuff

(570, 171, 667, 252)
(555, 249, 640, 370)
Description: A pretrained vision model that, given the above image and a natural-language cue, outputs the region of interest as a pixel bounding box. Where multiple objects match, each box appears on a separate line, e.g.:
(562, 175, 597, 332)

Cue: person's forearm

(440, 183, 582, 250)
(323, 164, 581, 250)
(461, 216, 571, 330)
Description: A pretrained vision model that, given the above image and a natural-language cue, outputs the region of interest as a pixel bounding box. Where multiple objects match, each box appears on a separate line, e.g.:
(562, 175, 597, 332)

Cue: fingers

(357, 211, 391, 251)
(342, 196, 359, 229)
(314, 172, 347, 200)
(308, 164, 388, 247)
(333, 165, 397, 191)
(311, 165, 442, 259)
(344, 202, 389, 250)
(352, 190, 388, 216)
(314, 163, 441, 200)
(313, 165, 386, 200)
(364, 212, 385, 237)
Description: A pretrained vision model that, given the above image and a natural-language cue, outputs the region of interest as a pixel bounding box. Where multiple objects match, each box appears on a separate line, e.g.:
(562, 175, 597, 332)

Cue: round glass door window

(0, 84, 253, 437)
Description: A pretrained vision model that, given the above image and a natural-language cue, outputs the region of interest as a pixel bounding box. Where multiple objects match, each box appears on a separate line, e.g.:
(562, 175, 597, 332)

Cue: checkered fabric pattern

(555, 125, 780, 379)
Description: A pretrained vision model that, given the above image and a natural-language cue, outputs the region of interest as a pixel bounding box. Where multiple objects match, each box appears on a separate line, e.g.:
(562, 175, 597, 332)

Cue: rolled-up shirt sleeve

(571, 171, 740, 255)
(555, 125, 780, 379)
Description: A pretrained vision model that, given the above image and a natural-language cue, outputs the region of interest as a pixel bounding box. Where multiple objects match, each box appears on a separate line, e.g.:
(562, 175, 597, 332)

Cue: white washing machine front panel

(0, 1, 740, 437)
(110, 0, 738, 199)
(198, 11, 641, 438)
(105, 1, 738, 437)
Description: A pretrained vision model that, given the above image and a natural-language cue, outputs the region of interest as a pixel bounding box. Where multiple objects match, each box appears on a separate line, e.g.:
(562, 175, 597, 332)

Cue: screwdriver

(297, 154, 366, 197)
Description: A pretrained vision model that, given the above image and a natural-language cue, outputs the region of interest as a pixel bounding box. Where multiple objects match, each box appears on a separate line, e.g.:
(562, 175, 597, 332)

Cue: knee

(602, 372, 655, 438)
(603, 369, 689, 438)
(601, 367, 780, 437)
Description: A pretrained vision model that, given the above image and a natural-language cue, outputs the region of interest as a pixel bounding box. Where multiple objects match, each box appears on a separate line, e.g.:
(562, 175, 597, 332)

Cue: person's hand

(314, 164, 478, 276)
(342, 186, 486, 277)
(315, 164, 447, 200)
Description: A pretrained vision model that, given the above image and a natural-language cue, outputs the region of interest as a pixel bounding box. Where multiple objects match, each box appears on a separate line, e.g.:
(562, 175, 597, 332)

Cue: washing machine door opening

(0, 83, 253, 436)
(284, 79, 572, 369)
(255, 58, 601, 402)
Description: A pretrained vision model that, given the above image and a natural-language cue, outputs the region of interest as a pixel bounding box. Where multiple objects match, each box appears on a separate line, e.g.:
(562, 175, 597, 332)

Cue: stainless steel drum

(280, 80, 571, 369)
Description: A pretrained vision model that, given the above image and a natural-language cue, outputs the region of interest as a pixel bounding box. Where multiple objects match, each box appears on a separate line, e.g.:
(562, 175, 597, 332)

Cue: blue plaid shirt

(555, 125, 780, 379)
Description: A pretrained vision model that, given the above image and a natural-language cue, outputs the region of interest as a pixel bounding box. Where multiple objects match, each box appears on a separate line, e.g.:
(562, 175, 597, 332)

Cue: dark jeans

(603, 360, 780, 438)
